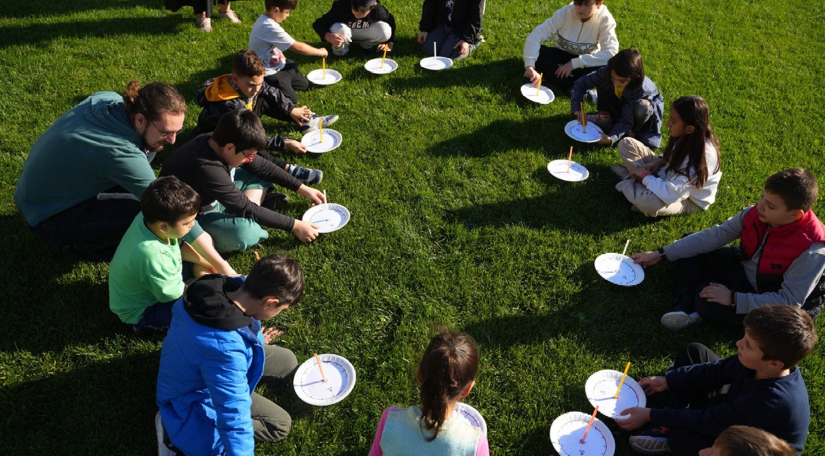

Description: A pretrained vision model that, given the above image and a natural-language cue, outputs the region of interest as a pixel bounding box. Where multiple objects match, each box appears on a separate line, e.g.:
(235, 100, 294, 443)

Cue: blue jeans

(129, 301, 175, 332)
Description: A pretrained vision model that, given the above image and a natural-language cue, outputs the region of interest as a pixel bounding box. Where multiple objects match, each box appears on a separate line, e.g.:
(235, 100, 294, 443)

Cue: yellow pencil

(614, 362, 631, 399)
(381, 48, 387, 68)
(322, 57, 326, 80)
(536, 73, 543, 97)
(319, 118, 323, 144)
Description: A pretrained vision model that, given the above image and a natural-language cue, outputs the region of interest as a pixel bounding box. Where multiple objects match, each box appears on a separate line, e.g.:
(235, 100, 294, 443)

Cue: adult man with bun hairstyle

(14, 81, 234, 275)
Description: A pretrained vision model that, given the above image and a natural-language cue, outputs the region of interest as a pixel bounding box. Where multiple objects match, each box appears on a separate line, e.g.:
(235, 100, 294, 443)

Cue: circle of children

(12, 0, 822, 454)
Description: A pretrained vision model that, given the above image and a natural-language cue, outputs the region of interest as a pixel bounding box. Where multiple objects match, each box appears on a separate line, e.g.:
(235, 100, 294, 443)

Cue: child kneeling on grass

(571, 48, 664, 148)
(195, 49, 338, 185)
(699, 425, 796, 456)
(633, 168, 825, 330)
(162, 109, 324, 253)
(313, 0, 396, 57)
(417, 0, 486, 61)
(369, 330, 489, 456)
(109, 176, 217, 332)
(618, 305, 816, 456)
(156, 254, 304, 455)
(612, 95, 722, 217)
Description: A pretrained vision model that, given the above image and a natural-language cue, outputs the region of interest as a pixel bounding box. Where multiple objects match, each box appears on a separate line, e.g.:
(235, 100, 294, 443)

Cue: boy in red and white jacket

(632, 168, 825, 330)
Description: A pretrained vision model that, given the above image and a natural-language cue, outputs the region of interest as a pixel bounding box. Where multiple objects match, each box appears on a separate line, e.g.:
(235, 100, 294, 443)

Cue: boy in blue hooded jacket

(156, 254, 303, 455)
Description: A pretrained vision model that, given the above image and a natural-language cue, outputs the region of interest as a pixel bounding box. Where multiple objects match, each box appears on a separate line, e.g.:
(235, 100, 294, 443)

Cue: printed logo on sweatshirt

(348, 19, 372, 29)
(266, 47, 286, 72)
(555, 33, 597, 55)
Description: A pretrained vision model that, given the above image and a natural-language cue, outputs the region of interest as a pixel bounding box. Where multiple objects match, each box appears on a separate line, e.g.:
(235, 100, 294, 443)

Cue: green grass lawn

(1, 0, 824, 454)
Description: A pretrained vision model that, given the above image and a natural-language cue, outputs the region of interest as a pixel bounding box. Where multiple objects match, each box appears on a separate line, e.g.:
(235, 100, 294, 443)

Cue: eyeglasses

(149, 119, 183, 140)
(239, 149, 256, 164)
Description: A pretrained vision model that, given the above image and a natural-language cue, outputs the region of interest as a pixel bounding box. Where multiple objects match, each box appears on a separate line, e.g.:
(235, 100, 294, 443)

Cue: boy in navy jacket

(617, 305, 817, 455)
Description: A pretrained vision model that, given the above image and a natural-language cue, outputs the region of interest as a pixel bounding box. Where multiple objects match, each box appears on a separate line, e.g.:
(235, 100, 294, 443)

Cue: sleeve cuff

(571, 58, 584, 69)
(524, 58, 537, 68)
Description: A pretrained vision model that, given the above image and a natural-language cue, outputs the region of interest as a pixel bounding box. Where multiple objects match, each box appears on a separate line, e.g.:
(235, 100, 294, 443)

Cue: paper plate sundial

(301, 129, 342, 153)
(364, 58, 398, 75)
(419, 56, 453, 71)
(454, 402, 487, 434)
(585, 370, 646, 420)
(565, 120, 604, 143)
(594, 253, 644, 287)
(302, 203, 350, 233)
(521, 83, 555, 105)
(550, 412, 615, 456)
(307, 69, 342, 85)
(548, 159, 589, 182)
(293, 354, 356, 406)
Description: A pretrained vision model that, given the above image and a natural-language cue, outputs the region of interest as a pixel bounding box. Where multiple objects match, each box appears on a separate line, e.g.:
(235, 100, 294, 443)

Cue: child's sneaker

(586, 113, 612, 130)
(262, 191, 290, 210)
(301, 114, 340, 133)
(661, 310, 702, 330)
(584, 88, 598, 105)
(611, 163, 631, 180)
(218, 9, 242, 24)
(288, 165, 323, 185)
(195, 17, 212, 32)
(629, 426, 672, 455)
(155, 412, 179, 456)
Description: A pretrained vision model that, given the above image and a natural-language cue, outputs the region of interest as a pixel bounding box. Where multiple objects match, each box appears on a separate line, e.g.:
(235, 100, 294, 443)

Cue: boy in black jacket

(194, 50, 338, 184)
(617, 305, 816, 455)
(313, 0, 396, 56)
(417, 0, 485, 60)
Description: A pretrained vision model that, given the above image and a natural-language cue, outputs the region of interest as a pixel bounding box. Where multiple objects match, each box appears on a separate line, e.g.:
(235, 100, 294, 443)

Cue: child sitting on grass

(617, 305, 816, 456)
(699, 426, 795, 456)
(162, 109, 324, 253)
(156, 254, 304, 455)
(571, 48, 664, 148)
(195, 50, 338, 185)
(369, 330, 489, 455)
(313, 0, 396, 57)
(523, 0, 618, 94)
(109, 176, 217, 332)
(417, 0, 486, 61)
(612, 95, 721, 217)
(249, 0, 329, 104)
(633, 168, 825, 330)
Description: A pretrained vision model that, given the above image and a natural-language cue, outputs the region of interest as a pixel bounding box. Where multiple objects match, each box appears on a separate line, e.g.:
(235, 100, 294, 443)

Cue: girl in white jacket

(523, 0, 618, 93)
(613, 95, 722, 217)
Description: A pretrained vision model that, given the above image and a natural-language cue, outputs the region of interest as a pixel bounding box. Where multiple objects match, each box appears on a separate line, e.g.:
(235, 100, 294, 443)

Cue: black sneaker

(262, 192, 289, 210)
(629, 426, 672, 455)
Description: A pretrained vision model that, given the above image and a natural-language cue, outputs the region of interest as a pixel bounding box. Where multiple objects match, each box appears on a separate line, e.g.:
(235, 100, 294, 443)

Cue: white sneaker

(661, 311, 702, 330)
(155, 412, 177, 456)
(629, 435, 672, 455)
(219, 9, 242, 24)
(195, 17, 212, 32)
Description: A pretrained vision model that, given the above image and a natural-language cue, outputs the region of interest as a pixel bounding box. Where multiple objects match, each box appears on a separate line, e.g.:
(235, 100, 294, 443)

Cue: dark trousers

(673, 246, 753, 326)
(596, 87, 656, 134)
(533, 46, 602, 92)
(667, 343, 726, 456)
(27, 189, 140, 260)
(422, 24, 476, 61)
(193, 0, 227, 16)
(128, 301, 176, 333)
(264, 61, 310, 105)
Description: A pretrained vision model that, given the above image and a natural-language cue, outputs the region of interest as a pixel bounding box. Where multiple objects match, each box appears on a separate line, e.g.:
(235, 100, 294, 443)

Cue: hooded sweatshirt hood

(183, 275, 253, 330)
(203, 75, 242, 103)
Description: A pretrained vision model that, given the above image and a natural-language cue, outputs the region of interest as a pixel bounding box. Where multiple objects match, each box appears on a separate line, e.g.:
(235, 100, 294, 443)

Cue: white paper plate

(293, 354, 356, 406)
(302, 203, 351, 233)
(364, 58, 398, 75)
(419, 56, 453, 71)
(521, 83, 555, 105)
(307, 69, 342, 85)
(454, 402, 487, 435)
(585, 369, 646, 420)
(594, 253, 645, 287)
(548, 159, 589, 182)
(550, 412, 615, 456)
(301, 129, 342, 153)
(565, 120, 604, 143)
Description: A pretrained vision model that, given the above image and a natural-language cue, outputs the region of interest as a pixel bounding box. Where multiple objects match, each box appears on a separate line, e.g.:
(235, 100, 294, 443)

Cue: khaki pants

(252, 344, 299, 444)
(615, 137, 702, 217)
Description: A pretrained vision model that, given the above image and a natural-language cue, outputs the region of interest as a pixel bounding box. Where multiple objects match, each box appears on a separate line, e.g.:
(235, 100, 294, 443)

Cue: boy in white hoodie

(523, 0, 618, 94)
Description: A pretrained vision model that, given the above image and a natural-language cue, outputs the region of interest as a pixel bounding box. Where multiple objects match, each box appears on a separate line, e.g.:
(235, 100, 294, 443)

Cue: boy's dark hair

(604, 48, 645, 90)
(764, 168, 818, 212)
(242, 254, 304, 305)
(265, 0, 298, 11)
(123, 81, 186, 122)
(212, 110, 268, 153)
(743, 305, 817, 369)
(232, 50, 266, 78)
(418, 330, 479, 441)
(141, 176, 201, 224)
(715, 425, 795, 456)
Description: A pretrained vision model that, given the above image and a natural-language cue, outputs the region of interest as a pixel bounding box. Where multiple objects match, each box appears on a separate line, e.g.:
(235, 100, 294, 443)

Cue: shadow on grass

(385, 56, 524, 97)
(0, 0, 160, 19)
(0, 14, 183, 49)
